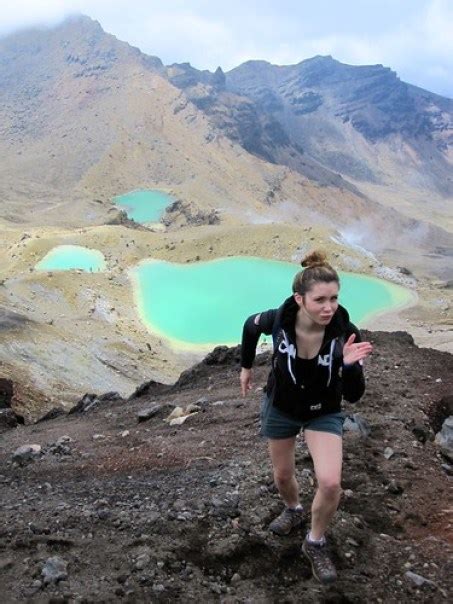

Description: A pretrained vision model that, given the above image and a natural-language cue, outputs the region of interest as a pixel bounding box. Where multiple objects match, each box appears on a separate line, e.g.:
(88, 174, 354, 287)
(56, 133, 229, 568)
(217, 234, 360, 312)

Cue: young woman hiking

(240, 250, 372, 584)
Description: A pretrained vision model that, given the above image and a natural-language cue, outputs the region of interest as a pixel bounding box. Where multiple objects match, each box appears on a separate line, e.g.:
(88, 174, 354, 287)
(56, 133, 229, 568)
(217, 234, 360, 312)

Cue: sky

(1, 0, 452, 98)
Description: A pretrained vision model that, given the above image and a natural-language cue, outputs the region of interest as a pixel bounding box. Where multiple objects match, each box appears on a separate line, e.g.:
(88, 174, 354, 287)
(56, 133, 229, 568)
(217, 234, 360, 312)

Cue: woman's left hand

(343, 334, 373, 365)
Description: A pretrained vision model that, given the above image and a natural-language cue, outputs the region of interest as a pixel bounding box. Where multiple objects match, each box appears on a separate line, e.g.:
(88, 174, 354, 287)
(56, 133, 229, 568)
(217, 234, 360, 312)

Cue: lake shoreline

(131, 256, 417, 348)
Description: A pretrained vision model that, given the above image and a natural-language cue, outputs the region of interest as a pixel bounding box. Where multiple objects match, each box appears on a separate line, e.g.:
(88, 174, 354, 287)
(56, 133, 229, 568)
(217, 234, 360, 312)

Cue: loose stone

(404, 571, 436, 587)
(12, 444, 42, 464)
(137, 404, 161, 423)
(384, 447, 395, 460)
(41, 556, 68, 584)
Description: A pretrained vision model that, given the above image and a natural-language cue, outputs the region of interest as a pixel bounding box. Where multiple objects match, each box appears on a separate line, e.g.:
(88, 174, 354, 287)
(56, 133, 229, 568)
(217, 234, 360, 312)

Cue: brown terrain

(0, 331, 452, 602)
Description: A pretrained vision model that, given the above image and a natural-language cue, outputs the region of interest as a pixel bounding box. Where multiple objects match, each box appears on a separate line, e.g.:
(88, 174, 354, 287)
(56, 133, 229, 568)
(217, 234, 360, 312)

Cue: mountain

(0, 15, 373, 233)
(169, 56, 453, 231)
(0, 15, 451, 241)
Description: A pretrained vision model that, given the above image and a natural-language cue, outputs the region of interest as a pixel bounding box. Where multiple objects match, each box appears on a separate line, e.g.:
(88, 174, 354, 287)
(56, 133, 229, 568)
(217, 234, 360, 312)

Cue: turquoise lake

(35, 245, 106, 272)
(113, 190, 175, 223)
(131, 257, 416, 347)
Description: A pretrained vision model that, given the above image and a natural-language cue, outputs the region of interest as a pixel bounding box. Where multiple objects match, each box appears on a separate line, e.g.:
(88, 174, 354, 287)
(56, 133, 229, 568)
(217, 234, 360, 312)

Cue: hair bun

(301, 250, 328, 268)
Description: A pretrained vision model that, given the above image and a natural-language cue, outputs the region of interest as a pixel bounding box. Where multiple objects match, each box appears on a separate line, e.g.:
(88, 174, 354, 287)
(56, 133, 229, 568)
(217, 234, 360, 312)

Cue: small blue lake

(113, 190, 175, 224)
(35, 245, 106, 272)
(131, 257, 416, 347)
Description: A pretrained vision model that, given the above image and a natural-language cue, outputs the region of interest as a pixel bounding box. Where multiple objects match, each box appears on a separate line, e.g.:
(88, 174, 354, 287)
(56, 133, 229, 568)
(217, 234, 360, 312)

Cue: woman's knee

(268, 437, 296, 486)
(273, 467, 295, 486)
(317, 477, 342, 498)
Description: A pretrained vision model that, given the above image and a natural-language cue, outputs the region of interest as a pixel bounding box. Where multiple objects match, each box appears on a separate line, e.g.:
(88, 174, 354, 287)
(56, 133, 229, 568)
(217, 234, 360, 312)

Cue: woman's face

(295, 281, 339, 326)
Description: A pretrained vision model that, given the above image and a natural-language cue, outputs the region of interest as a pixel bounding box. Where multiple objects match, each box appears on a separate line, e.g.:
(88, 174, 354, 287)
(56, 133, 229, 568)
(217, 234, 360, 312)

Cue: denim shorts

(260, 396, 345, 439)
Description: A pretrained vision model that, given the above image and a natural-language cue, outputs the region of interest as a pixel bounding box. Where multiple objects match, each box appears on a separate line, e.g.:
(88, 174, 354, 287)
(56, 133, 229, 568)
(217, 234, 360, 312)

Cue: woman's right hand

(343, 333, 373, 365)
(240, 368, 252, 397)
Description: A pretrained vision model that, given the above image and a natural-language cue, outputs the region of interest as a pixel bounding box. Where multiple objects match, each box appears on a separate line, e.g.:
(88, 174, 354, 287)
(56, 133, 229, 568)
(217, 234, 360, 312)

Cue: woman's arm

(240, 309, 277, 396)
(342, 326, 372, 403)
(240, 309, 277, 368)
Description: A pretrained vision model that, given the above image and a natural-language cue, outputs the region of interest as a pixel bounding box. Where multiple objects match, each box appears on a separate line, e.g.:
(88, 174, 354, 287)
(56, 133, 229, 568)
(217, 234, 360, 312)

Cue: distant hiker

(240, 250, 372, 584)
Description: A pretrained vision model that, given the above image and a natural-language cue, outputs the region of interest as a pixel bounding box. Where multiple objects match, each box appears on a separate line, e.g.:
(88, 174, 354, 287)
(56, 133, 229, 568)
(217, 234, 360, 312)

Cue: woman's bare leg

(268, 437, 299, 508)
(304, 430, 343, 540)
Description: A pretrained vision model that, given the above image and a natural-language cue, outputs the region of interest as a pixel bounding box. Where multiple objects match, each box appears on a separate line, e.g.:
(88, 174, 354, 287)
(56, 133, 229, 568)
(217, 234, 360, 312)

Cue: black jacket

(241, 296, 365, 421)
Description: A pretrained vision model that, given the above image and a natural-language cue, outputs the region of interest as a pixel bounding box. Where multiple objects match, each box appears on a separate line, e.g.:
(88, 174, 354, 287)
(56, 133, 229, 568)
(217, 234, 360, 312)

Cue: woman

(240, 251, 372, 584)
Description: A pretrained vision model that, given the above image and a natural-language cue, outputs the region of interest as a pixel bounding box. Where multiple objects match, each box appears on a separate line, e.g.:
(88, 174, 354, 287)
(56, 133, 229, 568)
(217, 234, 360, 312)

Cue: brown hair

(292, 250, 339, 295)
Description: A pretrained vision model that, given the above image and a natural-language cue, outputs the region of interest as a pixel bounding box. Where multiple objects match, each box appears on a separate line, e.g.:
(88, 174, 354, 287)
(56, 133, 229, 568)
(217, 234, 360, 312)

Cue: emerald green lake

(132, 257, 415, 347)
(113, 190, 175, 223)
(35, 245, 106, 272)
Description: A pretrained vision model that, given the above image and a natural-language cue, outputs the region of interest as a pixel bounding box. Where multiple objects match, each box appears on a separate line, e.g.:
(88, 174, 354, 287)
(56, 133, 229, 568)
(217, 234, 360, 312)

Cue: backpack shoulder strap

(334, 336, 345, 361)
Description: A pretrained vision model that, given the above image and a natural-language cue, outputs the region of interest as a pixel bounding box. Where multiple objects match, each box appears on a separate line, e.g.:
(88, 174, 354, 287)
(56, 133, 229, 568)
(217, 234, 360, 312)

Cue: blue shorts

(260, 396, 345, 439)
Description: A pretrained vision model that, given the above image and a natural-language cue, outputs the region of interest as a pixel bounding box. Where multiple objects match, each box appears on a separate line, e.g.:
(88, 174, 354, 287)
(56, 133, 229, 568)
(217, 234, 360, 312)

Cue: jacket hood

(278, 295, 351, 342)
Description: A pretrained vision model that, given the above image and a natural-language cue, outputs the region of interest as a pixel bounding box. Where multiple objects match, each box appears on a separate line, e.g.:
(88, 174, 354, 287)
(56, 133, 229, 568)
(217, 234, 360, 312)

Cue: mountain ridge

(163, 44, 452, 233)
(0, 14, 451, 233)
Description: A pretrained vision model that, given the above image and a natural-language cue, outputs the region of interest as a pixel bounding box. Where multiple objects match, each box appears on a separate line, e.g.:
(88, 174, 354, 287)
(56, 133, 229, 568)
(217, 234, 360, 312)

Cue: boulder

(137, 404, 161, 423)
(397, 266, 412, 276)
(165, 407, 185, 422)
(343, 413, 371, 438)
(435, 416, 453, 462)
(404, 571, 436, 588)
(98, 391, 122, 402)
(41, 556, 68, 584)
(129, 380, 169, 401)
(203, 346, 241, 366)
(36, 407, 66, 423)
(169, 415, 192, 426)
(68, 390, 122, 414)
(384, 447, 395, 460)
(68, 393, 98, 414)
(12, 444, 42, 464)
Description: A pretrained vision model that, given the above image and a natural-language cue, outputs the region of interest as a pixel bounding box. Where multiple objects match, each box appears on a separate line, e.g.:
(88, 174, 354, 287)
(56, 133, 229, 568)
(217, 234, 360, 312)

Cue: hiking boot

(268, 506, 305, 536)
(302, 537, 337, 584)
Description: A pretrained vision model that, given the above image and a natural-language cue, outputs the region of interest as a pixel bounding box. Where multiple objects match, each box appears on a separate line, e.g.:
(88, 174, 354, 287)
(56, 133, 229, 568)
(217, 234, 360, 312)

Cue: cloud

(0, 0, 66, 32)
(257, 0, 453, 96)
(0, 0, 452, 97)
(424, 0, 453, 53)
(117, 11, 234, 67)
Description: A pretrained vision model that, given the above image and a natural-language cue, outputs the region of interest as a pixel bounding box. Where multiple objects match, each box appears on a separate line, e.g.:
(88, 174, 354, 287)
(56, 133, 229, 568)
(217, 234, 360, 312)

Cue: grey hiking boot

(302, 537, 337, 584)
(268, 506, 305, 536)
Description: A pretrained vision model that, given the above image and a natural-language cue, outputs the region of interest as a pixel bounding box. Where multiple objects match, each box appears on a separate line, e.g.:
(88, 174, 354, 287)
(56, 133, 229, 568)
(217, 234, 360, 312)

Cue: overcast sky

(1, 0, 452, 98)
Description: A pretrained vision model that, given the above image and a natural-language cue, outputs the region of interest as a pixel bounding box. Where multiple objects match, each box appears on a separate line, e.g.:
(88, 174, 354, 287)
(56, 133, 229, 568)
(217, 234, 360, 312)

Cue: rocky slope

(0, 331, 452, 602)
(225, 57, 453, 231)
(166, 59, 453, 258)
